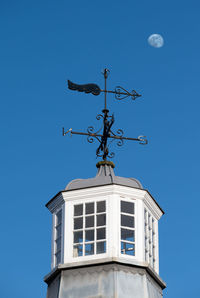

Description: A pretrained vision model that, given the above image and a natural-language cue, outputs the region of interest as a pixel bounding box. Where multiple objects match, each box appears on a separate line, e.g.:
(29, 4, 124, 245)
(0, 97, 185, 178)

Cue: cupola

(44, 161, 165, 297)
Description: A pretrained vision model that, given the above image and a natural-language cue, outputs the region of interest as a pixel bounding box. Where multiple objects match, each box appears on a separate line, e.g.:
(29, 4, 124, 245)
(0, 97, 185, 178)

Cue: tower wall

(46, 263, 164, 298)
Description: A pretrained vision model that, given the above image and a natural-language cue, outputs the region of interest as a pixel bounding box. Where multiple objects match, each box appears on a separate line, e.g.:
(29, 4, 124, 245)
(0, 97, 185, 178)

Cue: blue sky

(1, 1, 200, 297)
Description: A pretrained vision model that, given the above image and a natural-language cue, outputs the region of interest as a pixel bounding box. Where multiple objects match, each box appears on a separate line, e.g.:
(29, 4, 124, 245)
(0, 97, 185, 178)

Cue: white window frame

(144, 207, 157, 270)
(72, 199, 107, 259)
(53, 207, 63, 267)
(119, 197, 137, 258)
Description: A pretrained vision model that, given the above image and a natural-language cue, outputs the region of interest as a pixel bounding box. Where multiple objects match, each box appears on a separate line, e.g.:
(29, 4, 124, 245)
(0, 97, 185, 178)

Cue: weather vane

(63, 68, 147, 160)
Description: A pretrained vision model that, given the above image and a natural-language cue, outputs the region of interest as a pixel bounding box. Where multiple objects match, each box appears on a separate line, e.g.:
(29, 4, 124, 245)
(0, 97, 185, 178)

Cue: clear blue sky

(1, 1, 199, 297)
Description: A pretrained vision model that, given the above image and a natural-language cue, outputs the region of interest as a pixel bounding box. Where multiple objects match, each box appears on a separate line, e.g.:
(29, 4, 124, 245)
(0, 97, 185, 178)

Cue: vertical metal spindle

(104, 69, 107, 110)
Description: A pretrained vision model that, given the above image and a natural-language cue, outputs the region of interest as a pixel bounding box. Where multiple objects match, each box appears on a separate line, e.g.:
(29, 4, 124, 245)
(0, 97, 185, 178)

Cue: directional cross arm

(101, 87, 141, 101)
(109, 134, 148, 144)
(62, 128, 147, 145)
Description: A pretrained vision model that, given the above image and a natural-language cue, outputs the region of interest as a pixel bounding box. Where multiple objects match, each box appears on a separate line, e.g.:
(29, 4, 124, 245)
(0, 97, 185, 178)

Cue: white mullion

(105, 199, 107, 253)
(55, 210, 61, 265)
(148, 212, 151, 263)
(94, 201, 97, 254)
(73, 228, 83, 232)
(144, 208, 148, 262)
(152, 217, 156, 269)
(150, 214, 153, 265)
(121, 212, 135, 216)
(146, 211, 149, 263)
(55, 213, 58, 264)
(83, 203, 85, 256)
(121, 226, 135, 231)
(52, 213, 56, 268)
(151, 218, 154, 268)
(121, 239, 135, 245)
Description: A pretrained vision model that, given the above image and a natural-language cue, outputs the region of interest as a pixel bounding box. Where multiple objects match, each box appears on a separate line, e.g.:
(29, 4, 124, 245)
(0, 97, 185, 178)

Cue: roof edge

(45, 184, 164, 215)
(44, 258, 166, 289)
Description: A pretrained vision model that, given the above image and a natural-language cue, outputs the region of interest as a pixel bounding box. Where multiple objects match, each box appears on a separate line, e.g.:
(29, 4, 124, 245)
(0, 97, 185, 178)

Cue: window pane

(144, 210, 148, 224)
(74, 231, 83, 243)
(121, 228, 134, 242)
(121, 201, 134, 214)
(56, 210, 62, 226)
(74, 204, 83, 216)
(153, 248, 156, 259)
(121, 214, 134, 228)
(56, 210, 62, 225)
(55, 238, 61, 252)
(85, 202, 94, 214)
(97, 228, 106, 240)
(73, 244, 83, 257)
(85, 229, 94, 242)
(74, 217, 83, 230)
(85, 243, 94, 255)
(152, 219, 155, 233)
(55, 251, 61, 265)
(97, 201, 106, 213)
(97, 214, 106, 226)
(85, 216, 94, 228)
(97, 241, 106, 254)
(56, 225, 62, 239)
(121, 242, 135, 256)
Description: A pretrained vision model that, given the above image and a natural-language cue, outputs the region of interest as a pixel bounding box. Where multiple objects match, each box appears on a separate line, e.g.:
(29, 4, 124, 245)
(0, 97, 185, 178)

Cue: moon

(148, 34, 164, 48)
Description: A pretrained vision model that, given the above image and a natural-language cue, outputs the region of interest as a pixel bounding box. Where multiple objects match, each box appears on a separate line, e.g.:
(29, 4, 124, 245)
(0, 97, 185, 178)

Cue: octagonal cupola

(46, 161, 164, 275)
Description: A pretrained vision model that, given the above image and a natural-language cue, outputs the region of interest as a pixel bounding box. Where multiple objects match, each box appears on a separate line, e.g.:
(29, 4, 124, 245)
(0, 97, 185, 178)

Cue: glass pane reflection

(74, 204, 83, 216)
(97, 241, 106, 254)
(97, 214, 106, 226)
(85, 243, 94, 255)
(74, 217, 83, 230)
(121, 201, 134, 214)
(97, 228, 106, 240)
(85, 216, 94, 228)
(55, 251, 61, 264)
(121, 228, 134, 242)
(86, 202, 94, 214)
(121, 214, 134, 228)
(85, 230, 94, 242)
(97, 201, 106, 213)
(74, 231, 83, 243)
(73, 244, 83, 257)
(121, 242, 135, 256)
